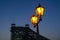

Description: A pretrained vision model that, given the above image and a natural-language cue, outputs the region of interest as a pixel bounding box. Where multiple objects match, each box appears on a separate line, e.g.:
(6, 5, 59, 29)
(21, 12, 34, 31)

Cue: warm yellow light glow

(31, 15, 38, 25)
(36, 6, 44, 17)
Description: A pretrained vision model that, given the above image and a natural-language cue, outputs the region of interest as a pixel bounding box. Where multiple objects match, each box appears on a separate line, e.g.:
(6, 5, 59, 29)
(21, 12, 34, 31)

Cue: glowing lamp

(36, 4, 45, 17)
(31, 15, 38, 26)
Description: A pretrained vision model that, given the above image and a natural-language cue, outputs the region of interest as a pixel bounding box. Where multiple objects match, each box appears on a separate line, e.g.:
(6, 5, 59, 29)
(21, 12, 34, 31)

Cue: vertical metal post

(36, 18, 41, 40)
(36, 24, 39, 40)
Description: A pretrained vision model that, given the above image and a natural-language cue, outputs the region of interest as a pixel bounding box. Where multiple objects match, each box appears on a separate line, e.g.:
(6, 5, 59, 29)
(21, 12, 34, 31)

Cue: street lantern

(30, 2, 45, 40)
(31, 15, 38, 26)
(36, 4, 45, 17)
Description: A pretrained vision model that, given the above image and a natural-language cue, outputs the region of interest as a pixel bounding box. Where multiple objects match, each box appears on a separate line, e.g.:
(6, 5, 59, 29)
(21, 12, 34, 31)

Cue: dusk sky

(0, 0, 60, 40)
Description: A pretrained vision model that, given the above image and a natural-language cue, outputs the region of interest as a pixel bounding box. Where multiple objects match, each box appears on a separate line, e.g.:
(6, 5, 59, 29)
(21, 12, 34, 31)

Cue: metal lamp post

(30, 3, 45, 40)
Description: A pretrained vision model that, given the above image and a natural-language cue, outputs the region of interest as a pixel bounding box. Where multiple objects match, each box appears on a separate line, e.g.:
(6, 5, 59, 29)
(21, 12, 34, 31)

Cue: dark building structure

(10, 24, 49, 40)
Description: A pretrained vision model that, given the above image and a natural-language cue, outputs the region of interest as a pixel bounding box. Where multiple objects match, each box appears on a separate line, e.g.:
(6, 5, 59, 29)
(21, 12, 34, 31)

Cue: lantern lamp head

(36, 4, 45, 17)
(30, 15, 38, 26)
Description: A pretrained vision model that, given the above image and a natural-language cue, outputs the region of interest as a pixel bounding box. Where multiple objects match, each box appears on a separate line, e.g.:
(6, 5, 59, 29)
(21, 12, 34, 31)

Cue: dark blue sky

(0, 0, 60, 40)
